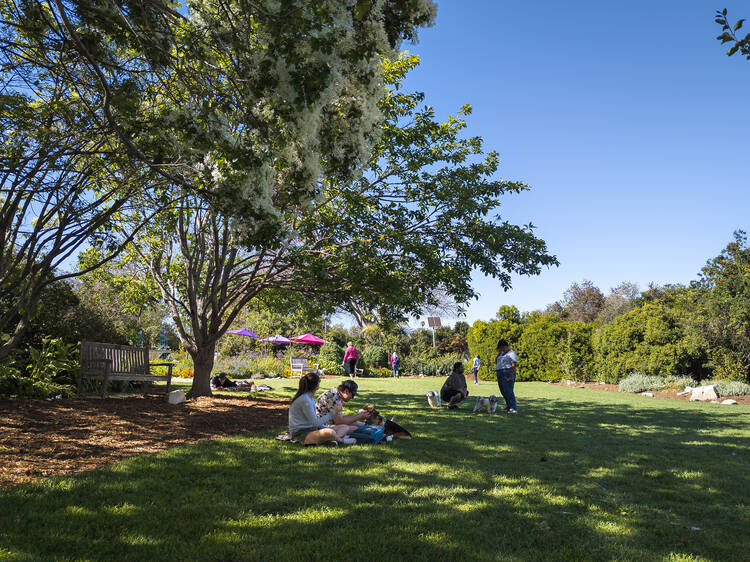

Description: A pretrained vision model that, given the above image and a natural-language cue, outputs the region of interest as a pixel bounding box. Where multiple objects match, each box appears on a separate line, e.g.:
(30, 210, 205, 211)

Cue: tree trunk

(189, 343, 216, 398)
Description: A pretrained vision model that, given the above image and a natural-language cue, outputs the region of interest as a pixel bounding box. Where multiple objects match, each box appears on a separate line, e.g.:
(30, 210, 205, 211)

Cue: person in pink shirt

(342, 341, 359, 378)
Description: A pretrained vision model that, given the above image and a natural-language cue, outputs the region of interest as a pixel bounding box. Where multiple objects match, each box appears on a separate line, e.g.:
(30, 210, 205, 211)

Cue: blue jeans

(496, 368, 516, 410)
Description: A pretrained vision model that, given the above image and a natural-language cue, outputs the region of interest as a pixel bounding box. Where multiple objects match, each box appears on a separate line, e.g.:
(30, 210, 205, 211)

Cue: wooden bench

(78, 341, 174, 398)
(290, 357, 319, 377)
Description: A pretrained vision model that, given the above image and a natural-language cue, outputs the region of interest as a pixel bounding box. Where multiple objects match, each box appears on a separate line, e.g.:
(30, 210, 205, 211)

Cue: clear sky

(400, 0, 750, 328)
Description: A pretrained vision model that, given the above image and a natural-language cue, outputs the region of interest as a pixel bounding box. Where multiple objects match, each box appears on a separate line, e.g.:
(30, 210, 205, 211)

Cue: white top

(288, 393, 334, 433)
(496, 350, 518, 370)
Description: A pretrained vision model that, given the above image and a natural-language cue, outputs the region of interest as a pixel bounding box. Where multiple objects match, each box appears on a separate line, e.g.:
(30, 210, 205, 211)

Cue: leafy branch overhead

(716, 8, 750, 59)
(295, 54, 558, 320)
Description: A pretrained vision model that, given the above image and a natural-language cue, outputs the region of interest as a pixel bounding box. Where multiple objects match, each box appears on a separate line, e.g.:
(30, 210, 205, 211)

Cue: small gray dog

(473, 395, 499, 414)
(426, 390, 442, 408)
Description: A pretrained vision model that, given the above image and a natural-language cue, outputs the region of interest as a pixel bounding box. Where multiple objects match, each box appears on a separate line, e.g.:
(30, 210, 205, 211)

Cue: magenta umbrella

(291, 333, 328, 345)
(261, 334, 292, 344)
(226, 328, 260, 338)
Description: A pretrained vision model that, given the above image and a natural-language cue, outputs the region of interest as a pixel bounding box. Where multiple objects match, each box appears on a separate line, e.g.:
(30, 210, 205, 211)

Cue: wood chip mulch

(0, 394, 289, 488)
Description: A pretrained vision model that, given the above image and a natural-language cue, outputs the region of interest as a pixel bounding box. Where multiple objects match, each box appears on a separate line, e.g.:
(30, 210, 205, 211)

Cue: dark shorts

(441, 388, 466, 403)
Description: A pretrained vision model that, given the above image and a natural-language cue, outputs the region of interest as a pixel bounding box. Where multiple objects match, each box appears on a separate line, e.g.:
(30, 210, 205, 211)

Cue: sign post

(427, 317, 441, 347)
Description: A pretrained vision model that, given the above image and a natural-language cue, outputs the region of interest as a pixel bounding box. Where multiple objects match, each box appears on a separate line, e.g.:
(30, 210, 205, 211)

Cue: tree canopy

(0, 0, 436, 357)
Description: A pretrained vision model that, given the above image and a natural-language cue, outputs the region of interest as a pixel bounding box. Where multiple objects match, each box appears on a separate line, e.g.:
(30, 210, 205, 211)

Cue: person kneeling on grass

(441, 362, 469, 410)
(316, 379, 369, 435)
(288, 371, 357, 446)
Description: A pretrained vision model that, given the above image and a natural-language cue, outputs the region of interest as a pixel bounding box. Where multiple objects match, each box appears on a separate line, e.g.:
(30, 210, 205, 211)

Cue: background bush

(361, 345, 388, 368)
(467, 306, 524, 381)
(593, 302, 695, 383)
(618, 373, 670, 393)
(711, 380, 750, 396)
(319, 343, 344, 365)
(0, 338, 78, 398)
(515, 314, 594, 382)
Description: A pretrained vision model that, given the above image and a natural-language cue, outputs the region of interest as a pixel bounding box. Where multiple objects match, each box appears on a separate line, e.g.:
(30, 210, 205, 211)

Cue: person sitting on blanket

(315, 379, 369, 435)
(288, 372, 356, 446)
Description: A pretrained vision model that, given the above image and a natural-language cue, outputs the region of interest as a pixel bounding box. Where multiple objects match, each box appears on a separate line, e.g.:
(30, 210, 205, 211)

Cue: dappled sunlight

(1, 379, 748, 560)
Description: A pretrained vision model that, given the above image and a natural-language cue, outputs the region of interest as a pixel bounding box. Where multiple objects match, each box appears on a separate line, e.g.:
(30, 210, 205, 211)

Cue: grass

(1, 378, 749, 561)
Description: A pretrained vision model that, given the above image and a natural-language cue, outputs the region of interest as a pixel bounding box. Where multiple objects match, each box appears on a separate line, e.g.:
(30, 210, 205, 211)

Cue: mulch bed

(0, 394, 288, 488)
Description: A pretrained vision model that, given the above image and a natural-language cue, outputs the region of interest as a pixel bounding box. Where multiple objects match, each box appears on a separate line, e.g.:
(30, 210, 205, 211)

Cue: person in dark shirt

(440, 362, 469, 410)
(211, 372, 238, 389)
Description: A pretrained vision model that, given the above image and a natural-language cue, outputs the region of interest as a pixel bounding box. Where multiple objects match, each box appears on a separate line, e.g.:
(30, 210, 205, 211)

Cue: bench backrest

(290, 357, 309, 372)
(81, 341, 149, 375)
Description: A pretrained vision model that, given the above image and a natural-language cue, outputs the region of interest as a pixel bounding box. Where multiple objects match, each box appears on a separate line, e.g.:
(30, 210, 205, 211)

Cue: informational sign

(427, 316, 441, 328)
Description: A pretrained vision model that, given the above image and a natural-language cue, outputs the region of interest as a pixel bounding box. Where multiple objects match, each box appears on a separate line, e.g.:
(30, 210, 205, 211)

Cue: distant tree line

(468, 231, 750, 384)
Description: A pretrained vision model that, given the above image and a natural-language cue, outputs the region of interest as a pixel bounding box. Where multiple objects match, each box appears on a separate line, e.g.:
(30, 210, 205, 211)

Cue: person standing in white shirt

(495, 339, 519, 413)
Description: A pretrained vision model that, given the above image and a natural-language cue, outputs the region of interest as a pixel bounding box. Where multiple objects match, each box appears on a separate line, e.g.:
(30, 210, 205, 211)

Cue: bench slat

(79, 341, 174, 398)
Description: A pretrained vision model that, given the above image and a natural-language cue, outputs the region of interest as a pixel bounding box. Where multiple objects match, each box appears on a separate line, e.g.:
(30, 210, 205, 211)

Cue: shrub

(317, 359, 345, 377)
(319, 343, 344, 365)
(401, 355, 460, 377)
(214, 355, 285, 378)
(593, 302, 695, 383)
(710, 380, 750, 396)
(661, 375, 695, 389)
(515, 315, 594, 382)
(618, 373, 666, 394)
(618, 373, 698, 394)
(366, 366, 393, 378)
(0, 338, 78, 398)
(467, 313, 523, 381)
(361, 345, 388, 368)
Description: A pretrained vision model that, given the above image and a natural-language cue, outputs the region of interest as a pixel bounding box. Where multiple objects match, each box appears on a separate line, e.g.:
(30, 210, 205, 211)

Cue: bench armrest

(149, 363, 174, 376)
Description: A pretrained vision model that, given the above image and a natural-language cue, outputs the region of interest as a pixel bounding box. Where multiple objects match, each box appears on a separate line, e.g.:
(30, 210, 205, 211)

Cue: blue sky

(400, 0, 750, 328)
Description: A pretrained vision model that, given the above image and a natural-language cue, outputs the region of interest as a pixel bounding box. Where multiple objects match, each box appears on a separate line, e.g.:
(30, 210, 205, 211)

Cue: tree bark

(188, 342, 216, 398)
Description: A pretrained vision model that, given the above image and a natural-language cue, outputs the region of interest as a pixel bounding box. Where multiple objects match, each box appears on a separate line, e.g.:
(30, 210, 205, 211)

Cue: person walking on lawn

(343, 342, 359, 378)
(391, 351, 400, 378)
(495, 339, 518, 414)
(471, 355, 481, 384)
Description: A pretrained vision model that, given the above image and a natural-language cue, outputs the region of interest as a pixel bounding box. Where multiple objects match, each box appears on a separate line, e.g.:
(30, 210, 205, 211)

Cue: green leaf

(733, 19, 745, 32)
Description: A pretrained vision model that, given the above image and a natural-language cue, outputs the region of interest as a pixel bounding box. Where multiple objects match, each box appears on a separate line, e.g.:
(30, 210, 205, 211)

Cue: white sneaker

(341, 437, 357, 445)
(508, 409, 518, 414)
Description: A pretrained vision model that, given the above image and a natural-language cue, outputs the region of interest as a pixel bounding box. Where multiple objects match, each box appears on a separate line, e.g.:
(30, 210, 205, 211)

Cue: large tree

(0, 0, 435, 357)
(104, 54, 557, 396)
(691, 230, 750, 381)
(546, 280, 604, 323)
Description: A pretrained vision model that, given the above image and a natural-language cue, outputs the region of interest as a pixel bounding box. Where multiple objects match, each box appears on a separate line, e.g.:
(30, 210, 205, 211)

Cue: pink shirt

(343, 346, 359, 361)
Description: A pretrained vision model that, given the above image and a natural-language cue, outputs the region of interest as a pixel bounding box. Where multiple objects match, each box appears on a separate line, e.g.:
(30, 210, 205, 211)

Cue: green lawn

(1, 379, 749, 561)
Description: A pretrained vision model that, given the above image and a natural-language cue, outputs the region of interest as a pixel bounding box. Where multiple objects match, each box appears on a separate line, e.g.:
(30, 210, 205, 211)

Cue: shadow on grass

(1, 384, 749, 560)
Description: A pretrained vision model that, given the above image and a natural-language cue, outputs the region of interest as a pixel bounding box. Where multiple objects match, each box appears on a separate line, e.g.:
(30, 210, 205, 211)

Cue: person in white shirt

(495, 339, 519, 414)
(288, 372, 356, 445)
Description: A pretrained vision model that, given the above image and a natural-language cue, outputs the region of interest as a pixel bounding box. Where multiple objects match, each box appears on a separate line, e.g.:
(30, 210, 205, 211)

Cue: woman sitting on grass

(288, 372, 356, 446)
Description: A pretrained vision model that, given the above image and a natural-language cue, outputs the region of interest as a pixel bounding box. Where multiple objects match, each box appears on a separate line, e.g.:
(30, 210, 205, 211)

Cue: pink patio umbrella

(261, 334, 292, 344)
(226, 328, 260, 338)
(291, 333, 328, 345)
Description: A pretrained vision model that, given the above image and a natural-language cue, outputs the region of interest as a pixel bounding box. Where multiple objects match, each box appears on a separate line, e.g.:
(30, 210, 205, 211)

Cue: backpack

(350, 424, 386, 444)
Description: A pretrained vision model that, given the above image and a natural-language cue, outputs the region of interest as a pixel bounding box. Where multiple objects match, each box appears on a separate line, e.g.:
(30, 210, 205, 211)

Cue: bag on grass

(350, 424, 386, 444)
